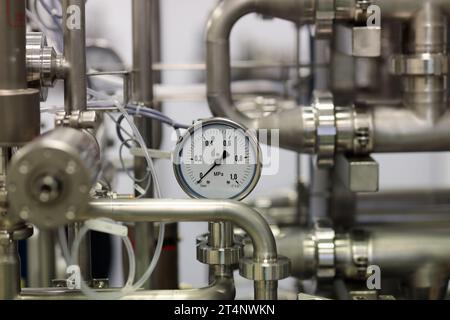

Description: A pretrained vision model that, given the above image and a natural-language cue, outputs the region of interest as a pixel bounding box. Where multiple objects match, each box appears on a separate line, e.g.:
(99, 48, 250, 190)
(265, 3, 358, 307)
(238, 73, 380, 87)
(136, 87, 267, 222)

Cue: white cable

(70, 223, 137, 300)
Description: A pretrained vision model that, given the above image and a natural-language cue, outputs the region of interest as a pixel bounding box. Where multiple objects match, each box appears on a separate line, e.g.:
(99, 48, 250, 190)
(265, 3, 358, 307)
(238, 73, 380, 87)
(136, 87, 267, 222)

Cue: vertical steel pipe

(403, 3, 448, 121)
(132, 0, 157, 290)
(206, 0, 316, 152)
(0, 0, 26, 89)
(86, 199, 281, 299)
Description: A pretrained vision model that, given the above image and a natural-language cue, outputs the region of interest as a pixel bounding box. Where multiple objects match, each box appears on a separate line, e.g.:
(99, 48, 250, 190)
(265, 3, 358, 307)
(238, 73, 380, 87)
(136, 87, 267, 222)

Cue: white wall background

(43, 0, 450, 290)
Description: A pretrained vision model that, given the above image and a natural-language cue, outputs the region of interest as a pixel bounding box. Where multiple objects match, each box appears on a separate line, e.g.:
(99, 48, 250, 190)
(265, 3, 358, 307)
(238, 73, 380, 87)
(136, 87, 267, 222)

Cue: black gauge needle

(197, 151, 229, 184)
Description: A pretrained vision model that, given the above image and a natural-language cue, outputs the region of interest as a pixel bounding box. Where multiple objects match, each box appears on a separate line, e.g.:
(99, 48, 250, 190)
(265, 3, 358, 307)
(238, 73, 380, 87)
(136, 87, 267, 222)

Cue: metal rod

(62, 0, 87, 113)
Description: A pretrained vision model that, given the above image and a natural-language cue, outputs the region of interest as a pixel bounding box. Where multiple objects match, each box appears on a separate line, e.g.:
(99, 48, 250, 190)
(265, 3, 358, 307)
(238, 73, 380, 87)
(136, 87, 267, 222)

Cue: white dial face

(174, 120, 261, 200)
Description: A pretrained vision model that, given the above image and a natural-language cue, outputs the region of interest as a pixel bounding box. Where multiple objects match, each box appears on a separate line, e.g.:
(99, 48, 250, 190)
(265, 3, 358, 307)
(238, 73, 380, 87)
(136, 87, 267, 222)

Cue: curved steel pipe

(85, 199, 281, 299)
(206, 0, 315, 151)
(19, 276, 235, 300)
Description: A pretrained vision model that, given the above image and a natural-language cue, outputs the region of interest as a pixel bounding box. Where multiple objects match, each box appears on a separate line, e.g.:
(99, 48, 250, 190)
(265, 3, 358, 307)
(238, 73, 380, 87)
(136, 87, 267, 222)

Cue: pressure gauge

(173, 118, 262, 200)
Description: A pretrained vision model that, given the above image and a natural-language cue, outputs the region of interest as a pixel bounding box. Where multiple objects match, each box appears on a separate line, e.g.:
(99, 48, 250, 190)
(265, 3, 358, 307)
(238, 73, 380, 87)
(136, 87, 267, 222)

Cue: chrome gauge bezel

(173, 118, 262, 200)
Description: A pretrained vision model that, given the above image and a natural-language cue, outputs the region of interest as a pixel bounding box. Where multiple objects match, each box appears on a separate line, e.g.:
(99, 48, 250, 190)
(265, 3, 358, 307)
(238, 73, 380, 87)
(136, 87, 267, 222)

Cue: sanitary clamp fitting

(26, 33, 64, 101)
(314, 91, 337, 168)
(313, 220, 336, 279)
(239, 256, 291, 281)
(390, 53, 449, 76)
(196, 237, 243, 266)
(315, 0, 336, 38)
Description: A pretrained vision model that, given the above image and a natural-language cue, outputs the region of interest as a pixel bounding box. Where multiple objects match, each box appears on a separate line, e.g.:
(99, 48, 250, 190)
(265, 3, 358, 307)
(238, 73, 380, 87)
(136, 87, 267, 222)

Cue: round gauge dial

(173, 118, 262, 200)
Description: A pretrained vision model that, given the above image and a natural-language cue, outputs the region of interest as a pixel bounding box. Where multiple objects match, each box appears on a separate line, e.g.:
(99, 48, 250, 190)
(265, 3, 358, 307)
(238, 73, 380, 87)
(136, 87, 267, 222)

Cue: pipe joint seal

(239, 256, 291, 281)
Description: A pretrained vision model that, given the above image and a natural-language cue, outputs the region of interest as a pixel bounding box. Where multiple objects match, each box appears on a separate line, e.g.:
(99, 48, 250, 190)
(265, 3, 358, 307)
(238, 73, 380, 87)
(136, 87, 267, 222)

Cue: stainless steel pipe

(19, 276, 235, 300)
(0, 240, 20, 300)
(372, 0, 450, 19)
(206, 0, 317, 152)
(370, 106, 450, 152)
(62, 0, 87, 113)
(0, 0, 26, 89)
(262, 226, 450, 299)
(0, 0, 40, 146)
(368, 4, 450, 153)
(86, 199, 280, 299)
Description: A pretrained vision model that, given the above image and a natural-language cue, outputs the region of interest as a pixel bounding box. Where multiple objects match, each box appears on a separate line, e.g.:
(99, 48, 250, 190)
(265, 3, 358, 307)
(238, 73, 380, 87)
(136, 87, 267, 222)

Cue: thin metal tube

(62, 0, 87, 113)
(254, 280, 278, 300)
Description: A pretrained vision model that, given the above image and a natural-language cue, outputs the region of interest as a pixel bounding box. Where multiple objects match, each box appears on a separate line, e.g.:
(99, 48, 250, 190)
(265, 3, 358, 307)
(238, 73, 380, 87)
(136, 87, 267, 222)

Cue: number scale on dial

(173, 119, 262, 200)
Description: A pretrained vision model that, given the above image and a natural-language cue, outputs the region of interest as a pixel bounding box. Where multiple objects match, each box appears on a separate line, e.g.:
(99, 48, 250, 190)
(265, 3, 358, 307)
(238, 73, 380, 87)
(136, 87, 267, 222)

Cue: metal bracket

(336, 154, 379, 192)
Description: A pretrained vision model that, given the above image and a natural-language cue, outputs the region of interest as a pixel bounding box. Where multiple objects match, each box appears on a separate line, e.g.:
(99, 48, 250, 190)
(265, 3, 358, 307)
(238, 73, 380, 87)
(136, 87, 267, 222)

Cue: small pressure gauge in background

(173, 118, 262, 200)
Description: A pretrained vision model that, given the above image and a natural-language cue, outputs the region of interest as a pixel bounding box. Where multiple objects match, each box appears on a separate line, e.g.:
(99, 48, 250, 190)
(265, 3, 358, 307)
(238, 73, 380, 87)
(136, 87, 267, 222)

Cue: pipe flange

(315, 0, 336, 38)
(351, 230, 369, 279)
(390, 53, 449, 76)
(314, 91, 336, 167)
(239, 256, 291, 281)
(314, 221, 336, 279)
(196, 239, 243, 266)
